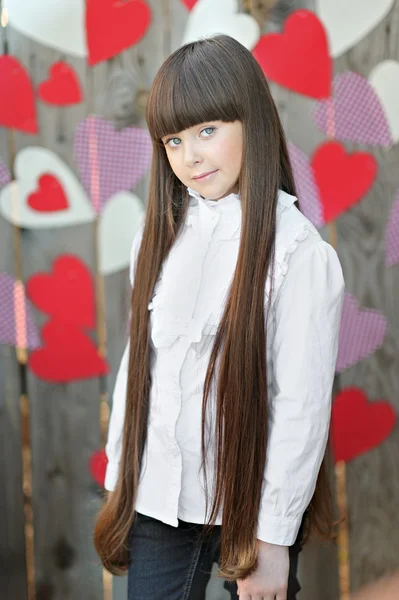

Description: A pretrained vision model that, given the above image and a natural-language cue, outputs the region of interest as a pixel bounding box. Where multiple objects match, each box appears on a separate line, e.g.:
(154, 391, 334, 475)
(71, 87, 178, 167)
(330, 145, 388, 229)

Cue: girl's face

(161, 120, 243, 200)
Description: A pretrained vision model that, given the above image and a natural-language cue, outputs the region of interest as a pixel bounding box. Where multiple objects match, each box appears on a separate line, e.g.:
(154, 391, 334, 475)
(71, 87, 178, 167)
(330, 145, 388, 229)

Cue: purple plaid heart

(0, 272, 41, 349)
(0, 158, 11, 189)
(288, 141, 324, 228)
(386, 189, 399, 267)
(313, 72, 393, 147)
(336, 293, 387, 373)
(73, 115, 152, 213)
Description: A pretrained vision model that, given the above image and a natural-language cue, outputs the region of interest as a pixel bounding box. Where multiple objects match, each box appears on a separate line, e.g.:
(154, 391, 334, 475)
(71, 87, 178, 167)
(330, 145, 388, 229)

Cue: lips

(192, 169, 218, 180)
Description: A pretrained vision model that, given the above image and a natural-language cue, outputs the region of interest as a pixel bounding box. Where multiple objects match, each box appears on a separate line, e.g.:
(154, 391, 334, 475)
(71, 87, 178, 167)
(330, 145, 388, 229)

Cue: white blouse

(104, 187, 345, 546)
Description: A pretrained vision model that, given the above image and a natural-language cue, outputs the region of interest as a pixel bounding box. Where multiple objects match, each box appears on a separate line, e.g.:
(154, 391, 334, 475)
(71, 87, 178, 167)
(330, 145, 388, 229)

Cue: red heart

(27, 174, 69, 212)
(181, 0, 197, 9)
(312, 141, 377, 223)
(29, 321, 109, 382)
(86, 0, 152, 66)
(38, 61, 82, 106)
(331, 388, 396, 463)
(89, 449, 108, 487)
(0, 55, 38, 133)
(26, 255, 95, 328)
(252, 10, 331, 99)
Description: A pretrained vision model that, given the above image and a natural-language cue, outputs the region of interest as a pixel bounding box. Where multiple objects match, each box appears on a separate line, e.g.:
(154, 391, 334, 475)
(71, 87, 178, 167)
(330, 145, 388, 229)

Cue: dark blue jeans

(127, 511, 304, 599)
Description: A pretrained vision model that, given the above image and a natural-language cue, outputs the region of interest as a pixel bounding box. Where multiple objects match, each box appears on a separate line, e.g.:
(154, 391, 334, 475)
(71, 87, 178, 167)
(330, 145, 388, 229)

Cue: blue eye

(202, 127, 215, 136)
(166, 137, 181, 148)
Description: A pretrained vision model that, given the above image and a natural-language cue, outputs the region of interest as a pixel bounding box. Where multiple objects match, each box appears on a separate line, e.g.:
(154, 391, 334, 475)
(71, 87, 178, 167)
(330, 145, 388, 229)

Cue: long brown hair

(93, 34, 334, 582)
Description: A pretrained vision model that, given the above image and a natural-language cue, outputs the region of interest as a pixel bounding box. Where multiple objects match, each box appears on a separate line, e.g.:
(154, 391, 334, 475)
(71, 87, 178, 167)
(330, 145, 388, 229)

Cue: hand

(237, 540, 289, 600)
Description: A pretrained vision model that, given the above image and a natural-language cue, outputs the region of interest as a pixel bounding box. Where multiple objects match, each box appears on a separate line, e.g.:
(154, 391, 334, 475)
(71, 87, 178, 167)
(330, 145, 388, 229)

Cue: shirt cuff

(257, 513, 303, 546)
(104, 461, 120, 491)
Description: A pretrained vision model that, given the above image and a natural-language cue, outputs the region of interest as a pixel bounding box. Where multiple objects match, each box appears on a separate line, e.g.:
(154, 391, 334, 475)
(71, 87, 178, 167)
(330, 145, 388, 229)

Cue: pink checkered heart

(336, 293, 387, 373)
(0, 158, 11, 189)
(73, 115, 152, 213)
(0, 272, 41, 349)
(288, 142, 324, 228)
(385, 189, 399, 267)
(313, 72, 393, 147)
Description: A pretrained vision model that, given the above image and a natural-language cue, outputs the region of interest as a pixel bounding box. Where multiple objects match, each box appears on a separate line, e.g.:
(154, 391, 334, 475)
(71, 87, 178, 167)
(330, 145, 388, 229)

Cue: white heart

(8, 0, 86, 57)
(99, 191, 145, 275)
(0, 147, 95, 228)
(182, 0, 260, 50)
(316, 0, 394, 58)
(369, 60, 399, 144)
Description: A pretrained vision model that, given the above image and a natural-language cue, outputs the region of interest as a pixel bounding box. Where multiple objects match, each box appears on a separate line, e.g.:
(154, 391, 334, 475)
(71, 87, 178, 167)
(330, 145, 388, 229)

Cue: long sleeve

(257, 237, 345, 545)
(104, 224, 144, 491)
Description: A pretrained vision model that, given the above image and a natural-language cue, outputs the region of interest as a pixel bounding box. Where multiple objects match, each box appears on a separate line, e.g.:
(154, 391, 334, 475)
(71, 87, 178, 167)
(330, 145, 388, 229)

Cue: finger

(276, 589, 287, 600)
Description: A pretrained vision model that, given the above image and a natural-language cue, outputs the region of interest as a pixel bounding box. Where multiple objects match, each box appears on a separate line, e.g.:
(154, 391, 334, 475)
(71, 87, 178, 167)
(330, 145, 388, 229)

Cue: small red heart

(331, 387, 396, 463)
(312, 141, 377, 223)
(89, 449, 108, 488)
(252, 10, 331, 99)
(29, 321, 109, 382)
(86, 0, 152, 66)
(0, 55, 38, 133)
(181, 0, 197, 9)
(26, 255, 95, 328)
(27, 174, 69, 213)
(38, 61, 82, 106)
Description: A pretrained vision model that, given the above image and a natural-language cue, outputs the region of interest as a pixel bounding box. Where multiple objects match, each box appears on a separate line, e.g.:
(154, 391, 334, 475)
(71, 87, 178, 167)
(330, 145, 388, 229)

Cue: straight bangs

(146, 40, 245, 144)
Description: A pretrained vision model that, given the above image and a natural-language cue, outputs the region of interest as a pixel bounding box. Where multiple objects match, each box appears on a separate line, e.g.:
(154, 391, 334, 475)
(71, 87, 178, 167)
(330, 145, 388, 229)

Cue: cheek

(218, 140, 242, 169)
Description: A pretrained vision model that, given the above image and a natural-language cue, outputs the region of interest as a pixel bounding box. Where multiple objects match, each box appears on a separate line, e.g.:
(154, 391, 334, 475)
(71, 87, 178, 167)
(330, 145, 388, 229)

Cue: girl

(94, 35, 345, 600)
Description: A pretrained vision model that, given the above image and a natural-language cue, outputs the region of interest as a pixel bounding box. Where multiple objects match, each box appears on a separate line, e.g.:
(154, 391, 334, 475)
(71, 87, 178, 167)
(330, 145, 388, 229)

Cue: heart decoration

(8, 0, 86, 57)
(73, 115, 152, 212)
(0, 273, 41, 349)
(38, 61, 83, 106)
(26, 256, 95, 329)
(369, 60, 399, 146)
(182, 0, 260, 51)
(0, 159, 11, 190)
(29, 320, 109, 382)
(86, 0, 152, 66)
(0, 147, 95, 228)
(313, 71, 393, 147)
(331, 387, 396, 463)
(287, 142, 324, 228)
(99, 192, 145, 275)
(181, 0, 198, 9)
(27, 174, 69, 212)
(0, 55, 37, 133)
(89, 449, 108, 488)
(336, 293, 388, 373)
(252, 10, 331, 99)
(288, 141, 377, 226)
(312, 141, 377, 223)
(316, 0, 394, 58)
(385, 189, 399, 267)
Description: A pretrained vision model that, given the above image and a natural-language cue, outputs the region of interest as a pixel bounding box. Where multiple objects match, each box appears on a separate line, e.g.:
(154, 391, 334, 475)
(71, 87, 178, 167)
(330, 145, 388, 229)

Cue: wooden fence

(0, 1, 398, 599)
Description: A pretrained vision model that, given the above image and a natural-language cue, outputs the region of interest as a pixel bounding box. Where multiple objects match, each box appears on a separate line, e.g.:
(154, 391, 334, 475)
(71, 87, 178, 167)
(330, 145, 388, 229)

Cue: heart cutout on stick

(369, 60, 399, 146)
(331, 387, 396, 463)
(29, 321, 109, 382)
(0, 147, 95, 228)
(182, 0, 260, 50)
(99, 191, 145, 275)
(0, 56, 37, 133)
(385, 189, 399, 267)
(316, 0, 394, 58)
(0, 159, 11, 190)
(336, 293, 387, 372)
(0, 273, 41, 349)
(313, 71, 393, 147)
(8, 0, 87, 57)
(181, 0, 198, 9)
(38, 61, 83, 106)
(27, 174, 69, 212)
(253, 10, 331, 99)
(74, 115, 152, 212)
(89, 449, 108, 488)
(86, 0, 152, 66)
(26, 255, 95, 329)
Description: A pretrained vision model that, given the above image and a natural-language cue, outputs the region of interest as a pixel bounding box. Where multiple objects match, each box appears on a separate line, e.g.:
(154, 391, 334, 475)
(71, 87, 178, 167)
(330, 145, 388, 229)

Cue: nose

(183, 142, 203, 168)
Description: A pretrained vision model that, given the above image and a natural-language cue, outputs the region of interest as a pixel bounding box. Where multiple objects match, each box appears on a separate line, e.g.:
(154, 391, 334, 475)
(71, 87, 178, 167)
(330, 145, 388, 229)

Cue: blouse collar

(187, 186, 296, 216)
